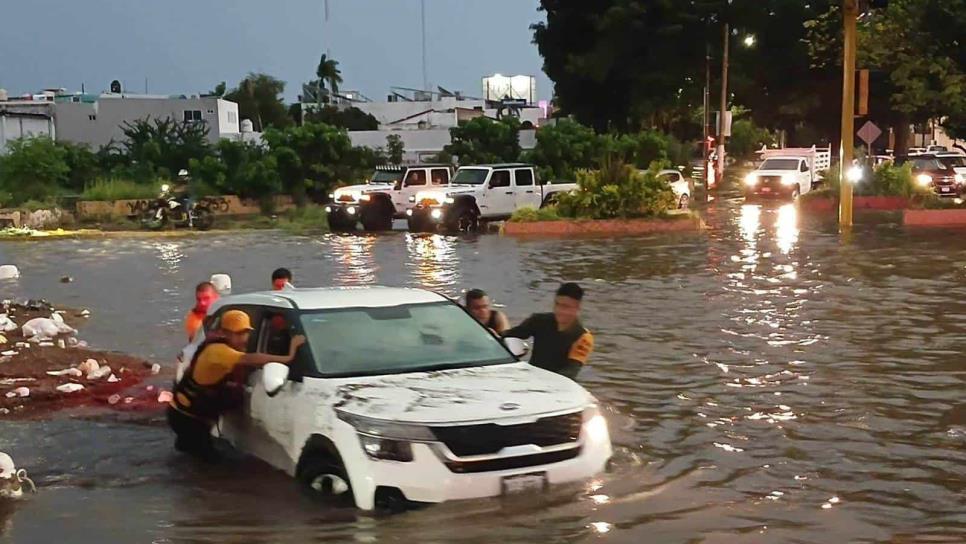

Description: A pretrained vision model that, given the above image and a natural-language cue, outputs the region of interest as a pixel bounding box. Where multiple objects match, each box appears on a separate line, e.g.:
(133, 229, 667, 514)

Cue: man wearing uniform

(168, 309, 305, 461)
(503, 283, 594, 380)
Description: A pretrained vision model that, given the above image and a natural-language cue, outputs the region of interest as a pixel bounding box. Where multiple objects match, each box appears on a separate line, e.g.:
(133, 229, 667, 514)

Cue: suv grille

(431, 411, 582, 457)
(444, 447, 581, 474)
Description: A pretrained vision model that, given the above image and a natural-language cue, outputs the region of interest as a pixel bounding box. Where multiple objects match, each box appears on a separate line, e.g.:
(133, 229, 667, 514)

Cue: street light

(743, 34, 756, 48)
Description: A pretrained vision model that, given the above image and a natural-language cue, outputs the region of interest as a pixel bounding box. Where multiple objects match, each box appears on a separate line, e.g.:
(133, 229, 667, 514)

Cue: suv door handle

(525, 190, 534, 194)
(505, 191, 514, 195)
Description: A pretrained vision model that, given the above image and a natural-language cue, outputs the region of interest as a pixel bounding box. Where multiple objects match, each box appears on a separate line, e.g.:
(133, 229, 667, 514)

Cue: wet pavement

(1, 193, 965, 543)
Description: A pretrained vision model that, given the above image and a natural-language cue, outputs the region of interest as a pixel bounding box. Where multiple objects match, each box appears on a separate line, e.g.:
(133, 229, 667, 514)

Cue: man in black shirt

(503, 283, 594, 380)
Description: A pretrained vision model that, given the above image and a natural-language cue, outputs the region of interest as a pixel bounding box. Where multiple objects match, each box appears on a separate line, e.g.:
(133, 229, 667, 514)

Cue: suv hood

(752, 169, 800, 176)
(334, 183, 394, 197)
(327, 363, 592, 424)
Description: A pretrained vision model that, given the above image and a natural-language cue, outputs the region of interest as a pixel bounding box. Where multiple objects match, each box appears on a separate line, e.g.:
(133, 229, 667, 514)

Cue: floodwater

(1, 193, 965, 543)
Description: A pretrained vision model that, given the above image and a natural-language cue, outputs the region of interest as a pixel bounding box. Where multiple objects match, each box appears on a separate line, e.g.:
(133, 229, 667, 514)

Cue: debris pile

(0, 299, 164, 418)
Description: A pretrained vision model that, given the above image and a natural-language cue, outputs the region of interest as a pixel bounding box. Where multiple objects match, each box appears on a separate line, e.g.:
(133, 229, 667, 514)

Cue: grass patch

(509, 206, 562, 222)
(81, 178, 159, 201)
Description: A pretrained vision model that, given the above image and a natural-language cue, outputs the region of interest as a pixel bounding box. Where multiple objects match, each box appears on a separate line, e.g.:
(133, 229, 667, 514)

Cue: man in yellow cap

(167, 309, 305, 460)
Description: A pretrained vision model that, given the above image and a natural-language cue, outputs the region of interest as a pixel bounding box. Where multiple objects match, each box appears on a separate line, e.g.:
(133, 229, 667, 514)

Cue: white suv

(179, 287, 612, 510)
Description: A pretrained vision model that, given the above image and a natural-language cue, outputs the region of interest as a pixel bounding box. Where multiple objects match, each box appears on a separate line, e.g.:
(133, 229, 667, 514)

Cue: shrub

(81, 178, 159, 201)
(509, 206, 561, 222)
(0, 137, 69, 206)
(859, 163, 924, 197)
(555, 159, 676, 219)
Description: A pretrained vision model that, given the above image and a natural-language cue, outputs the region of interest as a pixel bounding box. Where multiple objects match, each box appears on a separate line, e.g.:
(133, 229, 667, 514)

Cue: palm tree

(315, 54, 343, 103)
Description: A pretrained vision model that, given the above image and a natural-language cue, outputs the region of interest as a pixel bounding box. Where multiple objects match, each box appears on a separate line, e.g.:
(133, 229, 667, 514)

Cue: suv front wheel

(298, 454, 355, 507)
(361, 200, 394, 231)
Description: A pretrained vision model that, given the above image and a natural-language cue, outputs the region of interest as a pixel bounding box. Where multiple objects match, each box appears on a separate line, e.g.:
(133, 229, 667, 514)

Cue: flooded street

(2, 194, 965, 543)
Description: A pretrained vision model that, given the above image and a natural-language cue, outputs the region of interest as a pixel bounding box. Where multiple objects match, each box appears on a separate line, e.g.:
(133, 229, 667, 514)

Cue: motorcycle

(140, 184, 214, 230)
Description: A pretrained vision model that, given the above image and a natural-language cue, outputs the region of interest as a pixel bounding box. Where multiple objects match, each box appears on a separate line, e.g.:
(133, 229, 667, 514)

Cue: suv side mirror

(504, 337, 530, 359)
(262, 363, 290, 397)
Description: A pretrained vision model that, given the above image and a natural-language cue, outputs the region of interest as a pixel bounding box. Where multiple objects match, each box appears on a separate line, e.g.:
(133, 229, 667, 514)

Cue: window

(404, 169, 427, 186)
(227, 111, 237, 124)
(514, 169, 534, 186)
(207, 109, 215, 115)
(431, 168, 449, 185)
(183, 110, 202, 123)
(299, 302, 515, 378)
(88, 114, 97, 121)
(489, 170, 511, 188)
(451, 168, 489, 185)
(760, 158, 801, 170)
(800, 161, 809, 172)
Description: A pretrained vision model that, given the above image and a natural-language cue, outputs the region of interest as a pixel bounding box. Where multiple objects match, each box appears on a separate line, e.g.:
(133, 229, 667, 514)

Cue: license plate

(941, 187, 951, 192)
(760, 187, 771, 193)
(501, 472, 547, 495)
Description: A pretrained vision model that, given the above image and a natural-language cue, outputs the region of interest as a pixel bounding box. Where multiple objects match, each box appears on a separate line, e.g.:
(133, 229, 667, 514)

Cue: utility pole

(839, 0, 858, 229)
(421, 0, 429, 92)
(716, 23, 730, 186)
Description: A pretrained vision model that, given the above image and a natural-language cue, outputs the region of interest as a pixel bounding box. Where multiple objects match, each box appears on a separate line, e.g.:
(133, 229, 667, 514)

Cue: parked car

(178, 287, 612, 511)
(407, 164, 577, 233)
(326, 165, 454, 231)
(744, 146, 831, 199)
(894, 154, 964, 197)
(656, 169, 692, 209)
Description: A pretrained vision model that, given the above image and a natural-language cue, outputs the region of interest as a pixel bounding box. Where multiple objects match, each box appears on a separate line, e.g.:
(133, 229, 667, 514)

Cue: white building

(53, 92, 241, 147)
(0, 90, 56, 152)
(349, 128, 537, 164)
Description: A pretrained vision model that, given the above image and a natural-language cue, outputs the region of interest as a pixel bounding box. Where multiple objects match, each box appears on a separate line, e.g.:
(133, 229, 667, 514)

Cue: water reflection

(404, 233, 460, 291)
(326, 234, 377, 285)
(775, 204, 799, 255)
(153, 241, 184, 276)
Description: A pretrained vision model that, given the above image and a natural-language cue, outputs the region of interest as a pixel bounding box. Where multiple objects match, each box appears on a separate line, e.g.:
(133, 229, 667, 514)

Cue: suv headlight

(744, 174, 758, 187)
(956, 174, 964, 184)
(337, 411, 435, 462)
(582, 405, 609, 444)
(917, 174, 932, 186)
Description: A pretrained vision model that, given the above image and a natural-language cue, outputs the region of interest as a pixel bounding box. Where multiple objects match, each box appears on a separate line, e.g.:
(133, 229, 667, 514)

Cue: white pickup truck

(407, 164, 577, 232)
(743, 146, 831, 199)
(326, 165, 454, 231)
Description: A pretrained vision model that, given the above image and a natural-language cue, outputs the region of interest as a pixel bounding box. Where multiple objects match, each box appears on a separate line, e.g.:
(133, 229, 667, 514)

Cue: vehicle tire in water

(192, 208, 214, 231)
(298, 455, 355, 507)
(678, 194, 690, 209)
(361, 201, 393, 231)
(141, 208, 167, 230)
(327, 214, 355, 232)
(446, 205, 479, 233)
(407, 215, 432, 233)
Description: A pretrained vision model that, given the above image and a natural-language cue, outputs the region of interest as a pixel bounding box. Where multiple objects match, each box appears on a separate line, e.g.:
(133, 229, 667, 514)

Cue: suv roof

(212, 287, 447, 312)
(461, 163, 533, 169)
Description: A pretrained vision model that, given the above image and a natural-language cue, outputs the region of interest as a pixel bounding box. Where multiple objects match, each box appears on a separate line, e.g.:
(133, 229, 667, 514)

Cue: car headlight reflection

(744, 174, 758, 187)
(583, 405, 610, 444)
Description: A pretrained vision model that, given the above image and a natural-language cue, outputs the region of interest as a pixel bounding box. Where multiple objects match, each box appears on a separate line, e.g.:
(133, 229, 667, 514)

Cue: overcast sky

(1, 0, 552, 102)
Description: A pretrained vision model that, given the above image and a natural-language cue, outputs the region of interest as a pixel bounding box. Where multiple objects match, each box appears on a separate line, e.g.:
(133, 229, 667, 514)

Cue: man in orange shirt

(168, 309, 305, 460)
(185, 282, 218, 342)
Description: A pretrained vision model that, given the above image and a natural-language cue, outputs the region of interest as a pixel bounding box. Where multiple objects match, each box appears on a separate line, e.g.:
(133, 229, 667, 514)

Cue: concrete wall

(54, 95, 235, 148)
(76, 195, 295, 219)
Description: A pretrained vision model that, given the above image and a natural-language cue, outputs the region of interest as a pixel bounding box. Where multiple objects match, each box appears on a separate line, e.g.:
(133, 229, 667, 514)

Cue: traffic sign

(857, 121, 882, 145)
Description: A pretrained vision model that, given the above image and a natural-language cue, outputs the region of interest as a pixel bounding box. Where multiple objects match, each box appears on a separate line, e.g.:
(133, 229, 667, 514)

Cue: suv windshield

(939, 156, 966, 168)
(899, 157, 945, 170)
(760, 159, 801, 170)
(452, 168, 489, 185)
(371, 170, 401, 183)
(299, 302, 515, 377)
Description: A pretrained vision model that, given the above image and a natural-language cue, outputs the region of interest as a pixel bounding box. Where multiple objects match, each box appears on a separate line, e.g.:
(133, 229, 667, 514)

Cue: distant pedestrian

(465, 289, 510, 334)
(503, 283, 594, 380)
(272, 268, 294, 291)
(185, 282, 219, 342)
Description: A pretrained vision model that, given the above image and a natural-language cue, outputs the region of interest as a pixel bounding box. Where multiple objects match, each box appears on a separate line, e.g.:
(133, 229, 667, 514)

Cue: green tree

(262, 122, 367, 205)
(190, 140, 281, 209)
(58, 142, 102, 193)
(728, 118, 776, 160)
(0, 137, 69, 206)
(386, 134, 405, 164)
(208, 81, 227, 98)
(443, 117, 522, 165)
(225, 73, 292, 132)
(117, 117, 211, 180)
(303, 105, 379, 130)
(523, 119, 603, 181)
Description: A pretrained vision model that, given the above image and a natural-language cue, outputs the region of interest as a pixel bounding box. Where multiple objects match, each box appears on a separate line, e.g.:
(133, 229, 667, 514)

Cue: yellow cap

(221, 310, 254, 333)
